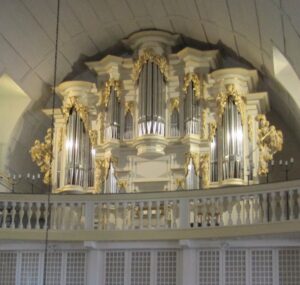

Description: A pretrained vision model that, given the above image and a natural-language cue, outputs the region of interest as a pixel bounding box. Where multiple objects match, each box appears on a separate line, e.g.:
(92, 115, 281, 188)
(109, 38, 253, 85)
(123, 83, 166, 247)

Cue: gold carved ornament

(201, 108, 208, 139)
(95, 156, 118, 192)
(30, 128, 53, 185)
(247, 115, 253, 142)
(89, 130, 98, 147)
(132, 49, 168, 82)
(199, 153, 210, 189)
(98, 112, 105, 144)
(124, 101, 135, 114)
(101, 79, 121, 107)
(208, 121, 217, 141)
(169, 98, 180, 112)
(256, 114, 283, 176)
(62, 96, 89, 129)
(183, 73, 201, 100)
(216, 84, 246, 126)
(175, 178, 185, 189)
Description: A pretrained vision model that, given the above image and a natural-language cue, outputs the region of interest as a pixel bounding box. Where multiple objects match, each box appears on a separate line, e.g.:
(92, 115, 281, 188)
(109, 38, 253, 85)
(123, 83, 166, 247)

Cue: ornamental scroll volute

(101, 79, 121, 108)
(183, 73, 202, 100)
(62, 96, 89, 129)
(256, 114, 283, 175)
(132, 49, 168, 82)
(216, 84, 246, 126)
(30, 128, 53, 184)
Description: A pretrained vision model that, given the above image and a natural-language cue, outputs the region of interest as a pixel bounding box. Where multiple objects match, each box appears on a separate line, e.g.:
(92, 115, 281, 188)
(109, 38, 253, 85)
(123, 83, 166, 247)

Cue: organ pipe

(138, 61, 165, 135)
(65, 107, 92, 187)
(222, 97, 243, 179)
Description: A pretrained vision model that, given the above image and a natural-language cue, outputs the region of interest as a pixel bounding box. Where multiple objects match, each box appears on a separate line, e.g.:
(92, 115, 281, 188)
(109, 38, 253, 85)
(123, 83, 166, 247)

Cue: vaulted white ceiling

(1, 0, 300, 171)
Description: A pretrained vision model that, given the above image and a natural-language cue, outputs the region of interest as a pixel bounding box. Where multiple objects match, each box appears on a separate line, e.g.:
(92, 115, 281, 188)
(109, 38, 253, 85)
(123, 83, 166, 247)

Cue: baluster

(236, 196, 242, 225)
(253, 196, 260, 224)
(164, 201, 168, 229)
(210, 199, 216, 227)
(207, 199, 212, 226)
(147, 201, 152, 229)
(193, 199, 198, 227)
(156, 201, 160, 229)
(123, 202, 127, 230)
(130, 203, 134, 230)
(288, 190, 295, 220)
(51, 203, 57, 230)
(262, 193, 268, 223)
(43, 203, 48, 230)
(19, 202, 24, 229)
(11, 202, 16, 229)
(2, 201, 7, 229)
(96, 203, 101, 230)
(173, 200, 178, 228)
(227, 197, 233, 226)
(219, 197, 224, 226)
(139, 202, 144, 229)
(35, 202, 41, 229)
(280, 191, 286, 221)
(202, 199, 207, 227)
(271, 192, 277, 222)
(27, 202, 33, 229)
(245, 197, 250, 224)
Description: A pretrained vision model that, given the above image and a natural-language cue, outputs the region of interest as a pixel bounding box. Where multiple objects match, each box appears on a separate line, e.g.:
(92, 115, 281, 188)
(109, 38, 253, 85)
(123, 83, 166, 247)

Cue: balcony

(0, 180, 299, 241)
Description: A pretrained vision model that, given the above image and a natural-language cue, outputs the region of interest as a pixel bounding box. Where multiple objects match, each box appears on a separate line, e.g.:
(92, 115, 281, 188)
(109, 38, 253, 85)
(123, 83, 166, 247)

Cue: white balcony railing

(0, 180, 300, 239)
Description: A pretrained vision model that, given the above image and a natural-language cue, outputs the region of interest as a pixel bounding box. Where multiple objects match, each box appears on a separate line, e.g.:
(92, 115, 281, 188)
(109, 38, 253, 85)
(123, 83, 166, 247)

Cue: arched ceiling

(1, 0, 300, 167)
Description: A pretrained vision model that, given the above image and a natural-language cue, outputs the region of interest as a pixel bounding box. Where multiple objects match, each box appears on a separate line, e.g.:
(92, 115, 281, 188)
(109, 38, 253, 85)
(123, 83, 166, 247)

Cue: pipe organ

(31, 30, 283, 193)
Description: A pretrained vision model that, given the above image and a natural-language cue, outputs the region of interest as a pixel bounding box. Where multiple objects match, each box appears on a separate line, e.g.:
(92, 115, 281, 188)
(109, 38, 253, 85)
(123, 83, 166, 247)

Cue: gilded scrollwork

(183, 73, 201, 99)
(132, 49, 168, 82)
(30, 128, 53, 184)
(216, 84, 246, 125)
(199, 153, 210, 188)
(170, 98, 180, 112)
(175, 178, 185, 189)
(256, 114, 283, 175)
(201, 108, 208, 139)
(89, 130, 98, 147)
(58, 127, 63, 152)
(98, 112, 105, 144)
(124, 101, 135, 114)
(101, 79, 121, 107)
(117, 180, 127, 191)
(247, 115, 253, 142)
(208, 121, 217, 141)
(62, 96, 89, 128)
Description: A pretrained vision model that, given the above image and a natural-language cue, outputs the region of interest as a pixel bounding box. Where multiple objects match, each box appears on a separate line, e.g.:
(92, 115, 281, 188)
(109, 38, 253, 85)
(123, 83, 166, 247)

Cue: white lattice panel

(279, 249, 300, 285)
(20, 252, 40, 285)
(105, 251, 125, 285)
(251, 250, 273, 285)
(157, 251, 177, 285)
(131, 251, 151, 285)
(45, 252, 62, 285)
(225, 249, 246, 285)
(198, 250, 220, 285)
(0, 251, 17, 285)
(66, 252, 86, 285)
